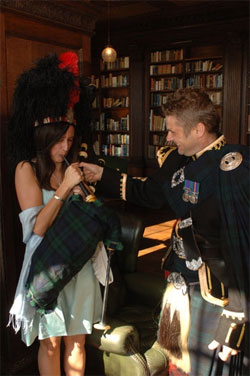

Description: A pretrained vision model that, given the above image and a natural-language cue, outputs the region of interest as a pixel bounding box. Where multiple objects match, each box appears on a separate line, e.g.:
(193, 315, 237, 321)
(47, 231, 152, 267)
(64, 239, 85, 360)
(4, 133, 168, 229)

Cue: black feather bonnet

(8, 51, 80, 166)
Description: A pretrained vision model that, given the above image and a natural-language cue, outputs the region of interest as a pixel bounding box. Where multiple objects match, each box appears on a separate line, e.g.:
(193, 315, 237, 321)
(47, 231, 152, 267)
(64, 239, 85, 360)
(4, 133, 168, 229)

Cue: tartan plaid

(188, 284, 223, 375)
(26, 195, 123, 313)
(218, 149, 249, 313)
(188, 285, 245, 375)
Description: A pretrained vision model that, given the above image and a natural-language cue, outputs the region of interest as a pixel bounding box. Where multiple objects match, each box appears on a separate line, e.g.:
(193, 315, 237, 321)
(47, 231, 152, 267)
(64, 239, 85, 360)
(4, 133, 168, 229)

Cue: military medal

(182, 180, 200, 204)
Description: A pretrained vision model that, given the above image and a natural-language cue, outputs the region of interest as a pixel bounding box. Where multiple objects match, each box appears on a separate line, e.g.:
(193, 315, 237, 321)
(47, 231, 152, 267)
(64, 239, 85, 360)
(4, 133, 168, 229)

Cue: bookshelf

(91, 56, 130, 159)
(147, 45, 224, 159)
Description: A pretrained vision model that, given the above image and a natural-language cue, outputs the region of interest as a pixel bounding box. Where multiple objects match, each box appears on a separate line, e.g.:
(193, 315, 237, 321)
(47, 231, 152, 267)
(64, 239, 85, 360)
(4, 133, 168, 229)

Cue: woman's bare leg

(63, 334, 86, 376)
(38, 336, 61, 376)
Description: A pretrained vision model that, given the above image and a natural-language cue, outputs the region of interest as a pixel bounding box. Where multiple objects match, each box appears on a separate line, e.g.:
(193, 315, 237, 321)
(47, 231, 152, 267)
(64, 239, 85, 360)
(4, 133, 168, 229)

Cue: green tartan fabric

(26, 195, 123, 313)
(218, 148, 249, 313)
(188, 284, 224, 375)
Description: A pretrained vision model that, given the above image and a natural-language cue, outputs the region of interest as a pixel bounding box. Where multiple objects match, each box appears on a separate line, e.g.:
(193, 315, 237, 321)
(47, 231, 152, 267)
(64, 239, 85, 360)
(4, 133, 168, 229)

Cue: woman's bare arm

(15, 161, 82, 236)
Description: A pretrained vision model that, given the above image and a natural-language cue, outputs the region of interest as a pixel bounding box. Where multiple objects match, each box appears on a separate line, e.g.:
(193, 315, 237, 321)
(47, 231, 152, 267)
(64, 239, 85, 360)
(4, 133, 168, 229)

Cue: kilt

(159, 283, 247, 376)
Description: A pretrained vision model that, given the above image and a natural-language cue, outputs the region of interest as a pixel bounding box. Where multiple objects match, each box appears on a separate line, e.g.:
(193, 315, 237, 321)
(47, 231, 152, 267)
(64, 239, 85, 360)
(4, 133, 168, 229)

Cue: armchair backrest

(116, 212, 145, 273)
(105, 211, 145, 316)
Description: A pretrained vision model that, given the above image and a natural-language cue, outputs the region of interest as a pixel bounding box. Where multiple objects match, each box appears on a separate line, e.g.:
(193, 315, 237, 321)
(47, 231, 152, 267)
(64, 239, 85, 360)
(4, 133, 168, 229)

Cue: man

(82, 88, 249, 375)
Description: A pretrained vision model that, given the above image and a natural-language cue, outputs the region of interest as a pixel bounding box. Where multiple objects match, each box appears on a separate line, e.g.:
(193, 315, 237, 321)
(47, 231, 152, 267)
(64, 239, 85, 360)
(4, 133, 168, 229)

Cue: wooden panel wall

(6, 36, 77, 115)
(223, 33, 245, 144)
(0, 9, 93, 375)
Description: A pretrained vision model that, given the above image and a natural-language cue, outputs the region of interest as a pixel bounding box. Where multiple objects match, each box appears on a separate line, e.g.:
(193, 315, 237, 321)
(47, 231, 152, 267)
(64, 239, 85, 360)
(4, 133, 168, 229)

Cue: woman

(8, 53, 102, 375)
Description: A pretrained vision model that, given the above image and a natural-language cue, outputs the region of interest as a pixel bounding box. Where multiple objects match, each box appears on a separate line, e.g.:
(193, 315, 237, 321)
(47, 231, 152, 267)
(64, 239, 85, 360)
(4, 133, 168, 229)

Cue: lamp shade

(101, 46, 117, 63)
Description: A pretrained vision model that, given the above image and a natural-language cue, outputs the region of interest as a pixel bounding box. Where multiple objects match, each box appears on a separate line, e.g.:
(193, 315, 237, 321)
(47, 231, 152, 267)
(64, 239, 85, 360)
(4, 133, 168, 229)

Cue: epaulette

(157, 145, 177, 167)
(220, 151, 243, 171)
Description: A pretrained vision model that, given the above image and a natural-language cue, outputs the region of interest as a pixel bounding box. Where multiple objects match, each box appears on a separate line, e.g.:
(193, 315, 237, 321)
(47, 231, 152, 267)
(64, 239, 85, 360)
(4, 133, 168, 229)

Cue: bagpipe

(25, 153, 123, 330)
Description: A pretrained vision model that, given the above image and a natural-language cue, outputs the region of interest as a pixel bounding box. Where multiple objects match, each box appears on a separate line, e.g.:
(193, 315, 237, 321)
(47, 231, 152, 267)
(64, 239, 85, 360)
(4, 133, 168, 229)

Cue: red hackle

(59, 51, 80, 108)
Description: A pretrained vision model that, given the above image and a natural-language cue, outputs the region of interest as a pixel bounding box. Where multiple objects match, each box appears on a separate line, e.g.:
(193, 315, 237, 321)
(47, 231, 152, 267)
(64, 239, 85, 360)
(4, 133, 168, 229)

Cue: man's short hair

(163, 88, 220, 135)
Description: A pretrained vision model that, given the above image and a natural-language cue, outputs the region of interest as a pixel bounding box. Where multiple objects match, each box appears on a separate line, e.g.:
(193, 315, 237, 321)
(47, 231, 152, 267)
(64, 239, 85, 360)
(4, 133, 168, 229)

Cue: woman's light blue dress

(17, 190, 102, 346)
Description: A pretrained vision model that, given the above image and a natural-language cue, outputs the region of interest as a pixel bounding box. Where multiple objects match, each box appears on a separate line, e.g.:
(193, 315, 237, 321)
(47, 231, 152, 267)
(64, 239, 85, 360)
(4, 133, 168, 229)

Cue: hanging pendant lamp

(101, 0, 117, 63)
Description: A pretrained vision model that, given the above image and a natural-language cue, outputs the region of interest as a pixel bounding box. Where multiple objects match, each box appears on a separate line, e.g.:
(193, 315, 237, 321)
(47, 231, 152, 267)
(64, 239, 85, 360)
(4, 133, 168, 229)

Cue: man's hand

(208, 340, 239, 362)
(80, 162, 104, 183)
(72, 185, 86, 200)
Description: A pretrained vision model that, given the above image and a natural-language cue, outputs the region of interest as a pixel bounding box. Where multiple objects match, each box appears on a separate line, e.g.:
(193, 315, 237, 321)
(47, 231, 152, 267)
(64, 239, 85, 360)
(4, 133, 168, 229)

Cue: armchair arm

(145, 341, 168, 375)
(87, 318, 140, 355)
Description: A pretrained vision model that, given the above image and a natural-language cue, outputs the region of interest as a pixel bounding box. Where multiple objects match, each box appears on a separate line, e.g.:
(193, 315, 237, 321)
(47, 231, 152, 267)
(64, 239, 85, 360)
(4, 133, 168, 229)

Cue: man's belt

(172, 215, 229, 307)
(173, 215, 202, 271)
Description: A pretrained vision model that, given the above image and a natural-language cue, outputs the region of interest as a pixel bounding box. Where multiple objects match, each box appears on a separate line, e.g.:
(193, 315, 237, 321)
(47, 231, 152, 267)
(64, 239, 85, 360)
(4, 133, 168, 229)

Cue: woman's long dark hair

(34, 122, 79, 190)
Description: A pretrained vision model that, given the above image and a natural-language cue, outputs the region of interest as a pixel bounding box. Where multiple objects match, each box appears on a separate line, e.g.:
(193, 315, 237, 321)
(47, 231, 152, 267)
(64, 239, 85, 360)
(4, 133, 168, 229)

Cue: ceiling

(88, 0, 207, 20)
(61, 0, 246, 27)
(57, 0, 248, 55)
(58, 0, 248, 46)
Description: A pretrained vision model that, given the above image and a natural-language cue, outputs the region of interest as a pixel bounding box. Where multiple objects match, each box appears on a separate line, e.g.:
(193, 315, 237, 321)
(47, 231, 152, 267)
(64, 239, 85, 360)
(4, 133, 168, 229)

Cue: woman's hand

(62, 162, 83, 190)
(80, 162, 104, 183)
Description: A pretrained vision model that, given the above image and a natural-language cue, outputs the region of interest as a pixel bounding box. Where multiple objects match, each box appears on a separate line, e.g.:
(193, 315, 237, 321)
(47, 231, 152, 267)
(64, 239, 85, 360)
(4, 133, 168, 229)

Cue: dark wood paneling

(240, 38, 249, 145)
(5, 11, 84, 47)
(223, 33, 245, 143)
(129, 45, 145, 162)
(6, 35, 78, 115)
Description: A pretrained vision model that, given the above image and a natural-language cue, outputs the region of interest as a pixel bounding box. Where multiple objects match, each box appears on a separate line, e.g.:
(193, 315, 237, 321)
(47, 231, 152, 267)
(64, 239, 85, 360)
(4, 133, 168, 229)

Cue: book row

(106, 134, 130, 145)
(95, 113, 129, 131)
(151, 73, 222, 91)
(150, 63, 183, 75)
(150, 90, 222, 107)
(185, 60, 223, 73)
(150, 77, 183, 91)
(102, 144, 129, 157)
(149, 110, 166, 131)
(100, 73, 129, 88)
(186, 73, 223, 89)
(100, 57, 130, 71)
(151, 49, 184, 63)
(150, 93, 172, 107)
(103, 96, 129, 108)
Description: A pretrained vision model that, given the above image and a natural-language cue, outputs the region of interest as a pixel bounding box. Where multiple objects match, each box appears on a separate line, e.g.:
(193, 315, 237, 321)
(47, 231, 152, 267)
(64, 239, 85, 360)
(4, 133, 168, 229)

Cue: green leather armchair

(86, 211, 168, 376)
